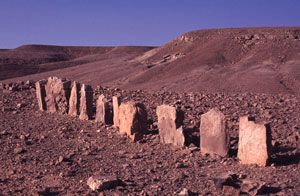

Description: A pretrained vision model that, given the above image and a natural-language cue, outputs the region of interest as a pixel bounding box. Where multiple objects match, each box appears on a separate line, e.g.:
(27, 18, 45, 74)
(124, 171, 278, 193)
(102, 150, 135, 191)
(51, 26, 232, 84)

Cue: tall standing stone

(79, 84, 93, 120)
(238, 116, 272, 166)
(156, 105, 185, 146)
(95, 94, 112, 124)
(113, 96, 121, 127)
(200, 108, 229, 156)
(119, 101, 147, 141)
(35, 80, 47, 111)
(45, 77, 71, 114)
(69, 81, 81, 116)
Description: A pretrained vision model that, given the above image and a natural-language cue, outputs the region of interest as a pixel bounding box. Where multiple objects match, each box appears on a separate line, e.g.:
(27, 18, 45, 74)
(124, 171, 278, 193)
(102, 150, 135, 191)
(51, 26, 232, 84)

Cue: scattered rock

(87, 175, 120, 191)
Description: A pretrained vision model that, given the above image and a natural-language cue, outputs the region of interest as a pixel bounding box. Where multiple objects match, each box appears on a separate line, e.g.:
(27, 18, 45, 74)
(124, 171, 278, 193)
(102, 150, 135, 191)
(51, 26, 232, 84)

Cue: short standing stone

(68, 81, 81, 116)
(112, 96, 121, 127)
(200, 108, 229, 156)
(119, 101, 147, 141)
(87, 175, 119, 191)
(156, 105, 185, 146)
(35, 80, 47, 111)
(79, 84, 93, 120)
(95, 94, 112, 124)
(44, 77, 71, 114)
(238, 116, 272, 166)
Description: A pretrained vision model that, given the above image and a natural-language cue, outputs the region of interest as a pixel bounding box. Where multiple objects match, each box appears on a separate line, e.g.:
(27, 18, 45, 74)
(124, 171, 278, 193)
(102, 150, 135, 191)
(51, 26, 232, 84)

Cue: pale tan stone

(79, 84, 93, 120)
(44, 77, 71, 114)
(119, 101, 147, 141)
(68, 81, 80, 116)
(112, 96, 121, 127)
(200, 108, 229, 156)
(238, 116, 272, 166)
(156, 105, 185, 146)
(35, 80, 47, 111)
(95, 94, 112, 124)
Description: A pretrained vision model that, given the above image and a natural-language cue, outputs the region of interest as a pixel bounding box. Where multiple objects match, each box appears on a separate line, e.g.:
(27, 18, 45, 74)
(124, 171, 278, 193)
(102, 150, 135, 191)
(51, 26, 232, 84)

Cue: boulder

(35, 80, 47, 111)
(119, 101, 147, 141)
(68, 81, 81, 116)
(113, 96, 121, 127)
(238, 116, 272, 166)
(44, 77, 71, 114)
(156, 105, 185, 146)
(95, 94, 112, 124)
(87, 175, 119, 191)
(200, 108, 229, 156)
(79, 84, 93, 120)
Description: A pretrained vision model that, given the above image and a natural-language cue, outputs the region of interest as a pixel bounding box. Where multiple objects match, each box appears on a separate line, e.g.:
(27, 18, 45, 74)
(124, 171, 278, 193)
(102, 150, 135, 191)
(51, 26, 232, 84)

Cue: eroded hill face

(1, 27, 300, 95)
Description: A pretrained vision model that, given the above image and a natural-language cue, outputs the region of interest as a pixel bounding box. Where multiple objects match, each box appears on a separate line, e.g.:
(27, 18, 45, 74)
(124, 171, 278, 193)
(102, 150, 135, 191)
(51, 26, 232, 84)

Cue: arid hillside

(1, 27, 300, 95)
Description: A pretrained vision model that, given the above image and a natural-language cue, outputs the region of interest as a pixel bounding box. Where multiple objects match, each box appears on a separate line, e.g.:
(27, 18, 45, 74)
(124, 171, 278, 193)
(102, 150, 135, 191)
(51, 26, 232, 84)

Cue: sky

(1, 0, 300, 49)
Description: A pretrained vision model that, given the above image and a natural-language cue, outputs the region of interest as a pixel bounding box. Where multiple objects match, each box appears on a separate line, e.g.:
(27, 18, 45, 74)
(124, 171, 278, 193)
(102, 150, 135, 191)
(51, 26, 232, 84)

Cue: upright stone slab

(69, 81, 81, 116)
(35, 80, 47, 111)
(79, 84, 93, 120)
(113, 96, 121, 127)
(156, 105, 185, 146)
(95, 94, 112, 124)
(118, 101, 147, 141)
(238, 116, 272, 166)
(200, 108, 229, 156)
(45, 77, 71, 114)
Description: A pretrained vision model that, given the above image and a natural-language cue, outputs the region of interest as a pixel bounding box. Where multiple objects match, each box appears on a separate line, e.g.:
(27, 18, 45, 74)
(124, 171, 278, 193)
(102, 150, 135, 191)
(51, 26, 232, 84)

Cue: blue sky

(1, 0, 300, 49)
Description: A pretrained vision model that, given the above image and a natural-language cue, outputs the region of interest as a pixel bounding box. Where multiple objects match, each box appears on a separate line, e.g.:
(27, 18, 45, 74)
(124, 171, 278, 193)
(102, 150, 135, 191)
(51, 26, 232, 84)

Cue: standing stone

(45, 77, 71, 114)
(95, 94, 112, 124)
(118, 101, 147, 141)
(68, 81, 81, 116)
(35, 80, 47, 111)
(156, 105, 185, 146)
(113, 96, 121, 127)
(200, 108, 229, 156)
(238, 116, 272, 166)
(79, 84, 93, 120)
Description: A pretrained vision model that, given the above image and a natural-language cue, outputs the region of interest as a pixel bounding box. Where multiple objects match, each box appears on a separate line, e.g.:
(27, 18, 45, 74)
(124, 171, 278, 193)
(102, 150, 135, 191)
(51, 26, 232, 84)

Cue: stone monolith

(35, 80, 47, 111)
(238, 116, 272, 166)
(79, 84, 93, 120)
(45, 77, 71, 114)
(113, 96, 121, 127)
(200, 108, 229, 156)
(68, 81, 81, 116)
(118, 101, 147, 141)
(156, 105, 185, 146)
(95, 94, 112, 124)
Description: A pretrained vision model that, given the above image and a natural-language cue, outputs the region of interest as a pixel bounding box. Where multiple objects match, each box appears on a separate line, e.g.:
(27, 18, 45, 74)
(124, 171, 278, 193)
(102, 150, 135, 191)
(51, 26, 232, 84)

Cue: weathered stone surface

(95, 94, 112, 124)
(156, 105, 185, 146)
(200, 108, 229, 156)
(44, 77, 71, 114)
(79, 84, 93, 120)
(238, 116, 272, 166)
(35, 80, 47, 111)
(87, 175, 119, 191)
(119, 101, 147, 141)
(113, 96, 121, 127)
(68, 81, 80, 116)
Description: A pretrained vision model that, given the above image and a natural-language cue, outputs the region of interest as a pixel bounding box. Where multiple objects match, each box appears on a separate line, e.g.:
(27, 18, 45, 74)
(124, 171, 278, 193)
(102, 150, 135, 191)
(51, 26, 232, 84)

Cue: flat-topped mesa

(95, 94, 112, 124)
(69, 81, 81, 116)
(200, 108, 229, 156)
(238, 116, 272, 166)
(44, 76, 71, 114)
(35, 79, 47, 111)
(156, 105, 185, 146)
(112, 96, 121, 128)
(79, 84, 94, 120)
(119, 101, 147, 141)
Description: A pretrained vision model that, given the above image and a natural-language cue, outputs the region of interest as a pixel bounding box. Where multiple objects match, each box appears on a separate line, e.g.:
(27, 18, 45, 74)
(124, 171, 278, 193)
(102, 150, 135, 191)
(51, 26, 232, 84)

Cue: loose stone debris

(87, 175, 119, 191)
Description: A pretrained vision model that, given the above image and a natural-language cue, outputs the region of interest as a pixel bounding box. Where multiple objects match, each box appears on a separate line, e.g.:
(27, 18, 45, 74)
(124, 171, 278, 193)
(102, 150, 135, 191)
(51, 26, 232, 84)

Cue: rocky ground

(1, 81, 300, 195)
